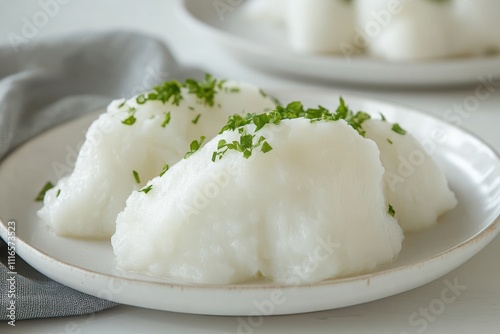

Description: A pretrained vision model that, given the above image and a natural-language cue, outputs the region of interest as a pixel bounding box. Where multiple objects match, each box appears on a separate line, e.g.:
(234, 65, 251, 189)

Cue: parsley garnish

(192, 114, 201, 124)
(387, 138, 393, 144)
(133, 170, 141, 184)
(392, 123, 407, 135)
(161, 112, 171, 128)
(258, 88, 281, 105)
(139, 185, 153, 194)
(35, 182, 54, 202)
(212, 132, 272, 162)
(56, 189, 61, 197)
(333, 98, 371, 136)
(388, 204, 396, 217)
(137, 81, 183, 106)
(261, 141, 273, 153)
(253, 113, 270, 131)
(185, 74, 218, 107)
(219, 113, 255, 134)
(217, 79, 227, 90)
(212, 98, 370, 161)
(185, 136, 206, 159)
(122, 115, 136, 125)
(122, 107, 137, 126)
(160, 164, 170, 177)
(134, 74, 234, 110)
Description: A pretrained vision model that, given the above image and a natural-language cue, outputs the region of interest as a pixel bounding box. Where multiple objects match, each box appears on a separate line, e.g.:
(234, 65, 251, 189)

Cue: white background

(0, 0, 499, 333)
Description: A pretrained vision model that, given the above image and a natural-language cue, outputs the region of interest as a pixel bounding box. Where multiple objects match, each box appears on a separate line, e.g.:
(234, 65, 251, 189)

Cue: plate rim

(177, 0, 500, 86)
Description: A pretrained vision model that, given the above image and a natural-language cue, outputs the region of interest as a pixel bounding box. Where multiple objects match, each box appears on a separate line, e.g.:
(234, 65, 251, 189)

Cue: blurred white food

(454, 0, 500, 56)
(243, 0, 287, 25)
(287, 0, 355, 54)
(38, 80, 277, 239)
(364, 119, 457, 232)
(245, 0, 500, 61)
(355, 0, 454, 61)
(112, 119, 404, 284)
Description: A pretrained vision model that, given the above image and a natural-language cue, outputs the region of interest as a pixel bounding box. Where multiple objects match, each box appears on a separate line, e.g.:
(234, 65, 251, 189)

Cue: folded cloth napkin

(0, 30, 190, 321)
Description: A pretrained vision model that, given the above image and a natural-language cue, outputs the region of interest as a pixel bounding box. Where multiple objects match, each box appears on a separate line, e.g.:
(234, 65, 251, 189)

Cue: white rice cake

(38, 80, 277, 239)
(112, 118, 404, 284)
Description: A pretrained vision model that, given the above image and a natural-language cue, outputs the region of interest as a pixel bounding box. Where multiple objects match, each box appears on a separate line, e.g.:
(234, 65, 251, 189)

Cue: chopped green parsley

(212, 132, 272, 162)
(184, 136, 206, 159)
(258, 88, 281, 105)
(133, 74, 247, 127)
(35, 182, 54, 202)
(160, 164, 170, 177)
(161, 112, 171, 128)
(185, 74, 218, 107)
(212, 98, 371, 161)
(388, 204, 396, 217)
(192, 114, 201, 124)
(139, 184, 153, 194)
(137, 80, 183, 106)
(133, 170, 141, 184)
(121, 107, 137, 126)
(122, 115, 136, 125)
(391, 123, 407, 135)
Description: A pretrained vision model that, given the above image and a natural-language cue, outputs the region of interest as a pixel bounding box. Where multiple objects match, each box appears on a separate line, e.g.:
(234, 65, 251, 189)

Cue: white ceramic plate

(1, 91, 500, 316)
(178, 0, 500, 86)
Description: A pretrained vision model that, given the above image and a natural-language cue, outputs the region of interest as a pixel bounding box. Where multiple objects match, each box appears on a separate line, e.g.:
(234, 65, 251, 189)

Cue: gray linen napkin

(0, 30, 191, 321)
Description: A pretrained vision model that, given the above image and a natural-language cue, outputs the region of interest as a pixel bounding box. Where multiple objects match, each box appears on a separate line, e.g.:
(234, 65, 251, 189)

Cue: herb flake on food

(139, 184, 153, 194)
(185, 74, 218, 107)
(160, 164, 170, 177)
(388, 204, 396, 217)
(122, 107, 137, 126)
(391, 123, 407, 135)
(212, 132, 272, 162)
(134, 74, 233, 115)
(192, 114, 201, 124)
(133, 170, 141, 184)
(261, 141, 273, 153)
(122, 115, 136, 126)
(185, 136, 206, 159)
(161, 112, 171, 128)
(35, 182, 54, 202)
(137, 80, 183, 106)
(258, 88, 281, 105)
(212, 98, 372, 162)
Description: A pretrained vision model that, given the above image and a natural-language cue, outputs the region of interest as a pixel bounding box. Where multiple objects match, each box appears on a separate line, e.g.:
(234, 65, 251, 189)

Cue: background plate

(1, 91, 500, 315)
(178, 0, 500, 86)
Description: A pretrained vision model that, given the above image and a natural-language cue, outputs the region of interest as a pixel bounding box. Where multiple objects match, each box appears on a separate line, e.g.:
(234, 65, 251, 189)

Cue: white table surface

(1, 1, 499, 333)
